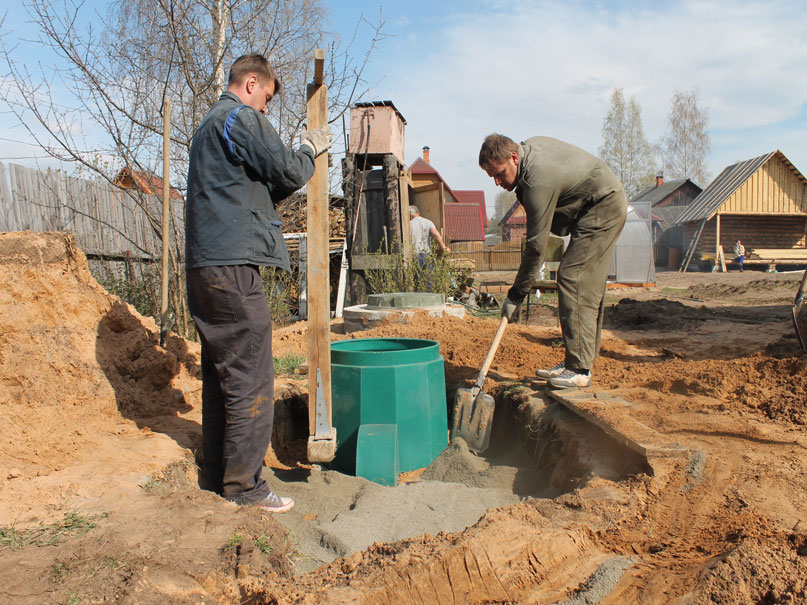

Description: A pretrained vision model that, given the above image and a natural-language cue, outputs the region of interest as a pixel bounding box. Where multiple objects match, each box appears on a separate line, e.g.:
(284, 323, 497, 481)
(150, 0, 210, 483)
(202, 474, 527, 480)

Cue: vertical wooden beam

(383, 154, 401, 254)
(160, 98, 171, 346)
(715, 213, 721, 271)
(306, 49, 332, 437)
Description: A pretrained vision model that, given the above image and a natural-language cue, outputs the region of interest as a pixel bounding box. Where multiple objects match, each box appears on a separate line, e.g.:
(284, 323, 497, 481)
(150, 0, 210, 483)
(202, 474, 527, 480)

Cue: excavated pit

(266, 386, 655, 574)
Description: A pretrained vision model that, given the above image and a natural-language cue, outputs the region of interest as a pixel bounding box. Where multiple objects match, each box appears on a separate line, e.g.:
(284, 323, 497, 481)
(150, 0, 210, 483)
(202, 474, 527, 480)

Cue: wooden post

(715, 214, 721, 272)
(306, 49, 336, 461)
(383, 155, 401, 254)
(160, 98, 171, 346)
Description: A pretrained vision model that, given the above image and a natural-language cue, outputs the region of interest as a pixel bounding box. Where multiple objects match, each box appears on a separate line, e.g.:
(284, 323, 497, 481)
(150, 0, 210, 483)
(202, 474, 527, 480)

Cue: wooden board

(547, 389, 686, 460)
(306, 49, 332, 435)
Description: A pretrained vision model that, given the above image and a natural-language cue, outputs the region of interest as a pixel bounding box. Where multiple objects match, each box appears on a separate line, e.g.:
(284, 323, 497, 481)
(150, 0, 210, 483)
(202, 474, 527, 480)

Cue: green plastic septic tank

(330, 338, 448, 484)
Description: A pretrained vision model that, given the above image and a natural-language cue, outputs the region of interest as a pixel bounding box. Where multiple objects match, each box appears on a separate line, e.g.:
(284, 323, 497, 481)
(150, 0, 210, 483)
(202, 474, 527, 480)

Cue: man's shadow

(95, 301, 202, 454)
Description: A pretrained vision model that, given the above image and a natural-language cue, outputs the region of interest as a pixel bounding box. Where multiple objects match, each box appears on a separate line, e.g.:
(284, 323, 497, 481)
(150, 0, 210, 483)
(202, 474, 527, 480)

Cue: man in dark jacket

(479, 134, 626, 389)
(185, 54, 331, 512)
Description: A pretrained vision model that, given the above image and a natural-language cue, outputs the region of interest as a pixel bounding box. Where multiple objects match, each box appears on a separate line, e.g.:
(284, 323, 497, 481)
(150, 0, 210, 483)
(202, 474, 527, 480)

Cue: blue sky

(3, 0, 806, 217)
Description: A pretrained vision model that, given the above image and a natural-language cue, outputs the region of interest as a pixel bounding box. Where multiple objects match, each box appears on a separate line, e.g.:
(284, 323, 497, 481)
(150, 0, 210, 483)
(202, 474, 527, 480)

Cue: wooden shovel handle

(795, 269, 807, 307)
(474, 316, 509, 392)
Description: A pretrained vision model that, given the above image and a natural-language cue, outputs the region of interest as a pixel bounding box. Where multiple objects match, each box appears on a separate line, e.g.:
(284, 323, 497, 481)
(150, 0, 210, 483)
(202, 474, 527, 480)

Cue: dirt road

(0, 231, 805, 603)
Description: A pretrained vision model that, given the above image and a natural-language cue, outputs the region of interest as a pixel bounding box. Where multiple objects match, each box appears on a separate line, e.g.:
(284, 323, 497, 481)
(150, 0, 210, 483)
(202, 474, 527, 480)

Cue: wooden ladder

(680, 219, 707, 273)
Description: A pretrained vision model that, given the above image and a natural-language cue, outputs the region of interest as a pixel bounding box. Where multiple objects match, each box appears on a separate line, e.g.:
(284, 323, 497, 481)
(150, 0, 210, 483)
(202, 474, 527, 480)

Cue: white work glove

(500, 296, 521, 323)
(300, 125, 332, 157)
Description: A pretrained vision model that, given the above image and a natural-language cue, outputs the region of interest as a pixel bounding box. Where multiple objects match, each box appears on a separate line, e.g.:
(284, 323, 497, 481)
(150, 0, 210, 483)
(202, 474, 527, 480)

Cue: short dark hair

(478, 133, 518, 168)
(228, 54, 282, 93)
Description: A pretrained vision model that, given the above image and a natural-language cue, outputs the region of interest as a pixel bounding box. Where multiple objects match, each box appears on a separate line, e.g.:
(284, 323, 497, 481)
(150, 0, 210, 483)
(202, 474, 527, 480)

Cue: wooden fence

(0, 162, 184, 262)
(451, 240, 523, 271)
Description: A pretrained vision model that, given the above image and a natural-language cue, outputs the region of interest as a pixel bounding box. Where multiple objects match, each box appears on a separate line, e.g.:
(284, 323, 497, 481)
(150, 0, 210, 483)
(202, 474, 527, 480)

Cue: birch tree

(599, 88, 656, 198)
(661, 88, 711, 187)
(0, 0, 385, 335)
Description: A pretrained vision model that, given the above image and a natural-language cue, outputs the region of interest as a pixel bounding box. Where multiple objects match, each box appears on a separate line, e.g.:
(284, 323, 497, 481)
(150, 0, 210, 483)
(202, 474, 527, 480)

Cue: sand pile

(0, 232, 202, 525)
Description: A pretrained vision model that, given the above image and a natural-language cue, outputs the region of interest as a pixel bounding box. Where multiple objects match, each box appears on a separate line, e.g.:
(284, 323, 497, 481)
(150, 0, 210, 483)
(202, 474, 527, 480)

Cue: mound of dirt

(0, 232, 205, 525)
(3, 231, 807, 604)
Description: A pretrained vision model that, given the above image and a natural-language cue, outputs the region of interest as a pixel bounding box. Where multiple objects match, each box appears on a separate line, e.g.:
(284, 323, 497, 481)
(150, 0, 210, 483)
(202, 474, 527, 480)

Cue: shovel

(793, 269, 807, 351)
(450, 316, 508, 453)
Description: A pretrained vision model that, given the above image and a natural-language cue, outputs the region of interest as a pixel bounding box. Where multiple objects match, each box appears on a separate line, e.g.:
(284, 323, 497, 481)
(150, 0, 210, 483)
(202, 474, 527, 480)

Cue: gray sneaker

(549, 369, 592, 389)
(254, 492, 294, 513)
(536, 362, 565, 379)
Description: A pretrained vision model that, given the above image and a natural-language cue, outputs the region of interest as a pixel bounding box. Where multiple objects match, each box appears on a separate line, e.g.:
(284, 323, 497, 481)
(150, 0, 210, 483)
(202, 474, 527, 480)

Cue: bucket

(330, 338, 448, 485)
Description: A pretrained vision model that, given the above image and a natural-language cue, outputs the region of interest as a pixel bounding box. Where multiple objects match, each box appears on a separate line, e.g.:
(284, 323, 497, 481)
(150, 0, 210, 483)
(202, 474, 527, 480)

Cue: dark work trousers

(557, 189, 627, 372)
(187, 264, 274, 504)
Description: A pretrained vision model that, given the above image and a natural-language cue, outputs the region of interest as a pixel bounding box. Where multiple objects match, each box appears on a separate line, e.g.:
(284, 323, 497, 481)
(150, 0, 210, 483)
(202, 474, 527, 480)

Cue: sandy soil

(1, 231, 806, 603)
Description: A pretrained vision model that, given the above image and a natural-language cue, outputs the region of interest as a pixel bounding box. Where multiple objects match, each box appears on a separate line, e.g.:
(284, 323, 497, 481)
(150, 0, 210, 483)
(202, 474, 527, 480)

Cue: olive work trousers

(186, 264, 274, 504)
(557, 189, 628, 372)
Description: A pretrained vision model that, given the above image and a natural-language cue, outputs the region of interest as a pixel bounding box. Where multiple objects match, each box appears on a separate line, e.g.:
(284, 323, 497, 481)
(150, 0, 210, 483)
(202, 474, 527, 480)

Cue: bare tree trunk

(212, 0, 231, 97)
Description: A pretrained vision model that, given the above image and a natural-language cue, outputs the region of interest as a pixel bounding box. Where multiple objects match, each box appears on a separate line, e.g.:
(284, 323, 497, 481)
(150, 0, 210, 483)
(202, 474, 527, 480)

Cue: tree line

(599, 88, 710, 198)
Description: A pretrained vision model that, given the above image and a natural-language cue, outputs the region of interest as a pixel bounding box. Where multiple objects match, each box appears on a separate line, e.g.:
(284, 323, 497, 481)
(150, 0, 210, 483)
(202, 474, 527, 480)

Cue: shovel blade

(450, 388, 495, 453)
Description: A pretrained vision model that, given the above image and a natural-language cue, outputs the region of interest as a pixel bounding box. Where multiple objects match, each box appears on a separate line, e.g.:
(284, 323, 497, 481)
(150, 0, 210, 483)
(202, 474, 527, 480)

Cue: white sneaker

(549, 369, 592, 388)
(255, 492, 294, 513)
(536, 362, 565, 379)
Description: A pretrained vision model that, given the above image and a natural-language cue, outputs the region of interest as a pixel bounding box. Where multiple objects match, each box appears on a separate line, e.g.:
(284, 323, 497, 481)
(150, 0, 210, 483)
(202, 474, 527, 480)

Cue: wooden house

(407, 148, 485, 243)
(408, 147, 459, 235)
(113, 167, 184, 201)
(675, 151, 807, 271)
(498, 199, 526, 242)
(629, 174, 702, 267)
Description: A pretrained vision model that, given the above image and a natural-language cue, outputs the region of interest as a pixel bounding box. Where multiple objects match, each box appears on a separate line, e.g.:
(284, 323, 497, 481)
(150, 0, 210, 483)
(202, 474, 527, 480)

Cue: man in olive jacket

(186, 54, 331, 512)
(479, 134, 627, 388)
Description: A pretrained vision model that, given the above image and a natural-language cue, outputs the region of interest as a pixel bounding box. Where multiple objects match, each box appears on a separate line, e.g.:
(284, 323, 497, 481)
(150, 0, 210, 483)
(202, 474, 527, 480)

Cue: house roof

(674, 150, 807, 224)
(408, 157, 459, 202)
(444, 203, 485, 241)
(630, 179, 699, 206)
(353, 100, 406, 125)
(114, 167, 184, 201)
(454, 190, 488, 227)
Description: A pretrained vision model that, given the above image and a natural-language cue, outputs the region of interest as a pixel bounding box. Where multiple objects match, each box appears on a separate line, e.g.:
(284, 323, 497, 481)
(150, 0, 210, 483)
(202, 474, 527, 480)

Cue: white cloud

(362, 0, 807, 212)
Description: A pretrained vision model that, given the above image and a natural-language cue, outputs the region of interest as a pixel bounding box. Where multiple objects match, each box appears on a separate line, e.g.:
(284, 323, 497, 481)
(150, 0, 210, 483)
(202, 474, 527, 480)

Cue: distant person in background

(409, 205, 450, 263)
(734, 239, 745, 272)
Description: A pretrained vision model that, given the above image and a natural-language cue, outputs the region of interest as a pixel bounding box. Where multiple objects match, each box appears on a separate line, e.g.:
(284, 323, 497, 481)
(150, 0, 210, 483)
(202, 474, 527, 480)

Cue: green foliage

(260, 266, 300, 325)
(62, 593, 82, 605)
(254, 532, 273, 555)
(225, 533, 244, 551)
(51, 560, 74, 582)
(0, 526, 23, 550)
(274, 353, 306, 376)
(364, 249, 470, 298)
(93, 262, 162, 321)
(0, 512, 104, 550)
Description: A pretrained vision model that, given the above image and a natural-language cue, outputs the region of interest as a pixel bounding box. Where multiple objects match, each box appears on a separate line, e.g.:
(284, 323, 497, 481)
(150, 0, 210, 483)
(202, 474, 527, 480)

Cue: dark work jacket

(509, 136, 624, 303)
(185, 91, 316, 270)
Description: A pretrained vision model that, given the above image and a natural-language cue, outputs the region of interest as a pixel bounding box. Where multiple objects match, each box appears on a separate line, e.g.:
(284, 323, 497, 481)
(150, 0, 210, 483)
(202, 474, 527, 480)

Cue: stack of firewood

(277, 192, 346, 237)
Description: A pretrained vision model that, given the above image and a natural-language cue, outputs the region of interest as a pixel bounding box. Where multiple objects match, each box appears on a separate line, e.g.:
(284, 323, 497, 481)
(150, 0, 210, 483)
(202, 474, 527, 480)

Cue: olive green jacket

(508, 136, 623, 303)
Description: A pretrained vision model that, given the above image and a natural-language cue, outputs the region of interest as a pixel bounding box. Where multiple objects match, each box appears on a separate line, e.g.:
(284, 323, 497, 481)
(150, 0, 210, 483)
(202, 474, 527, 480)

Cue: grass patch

(1, 512, 105, 549)
(61, 592, 82, 605)
(255, 532, 274, 555)
(274, 353, 306, 376)
(0, 526, 24, 550)
(51, 560, 74, 582)
(661, 287, 689, 295)
(225, 533, 244, 551)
